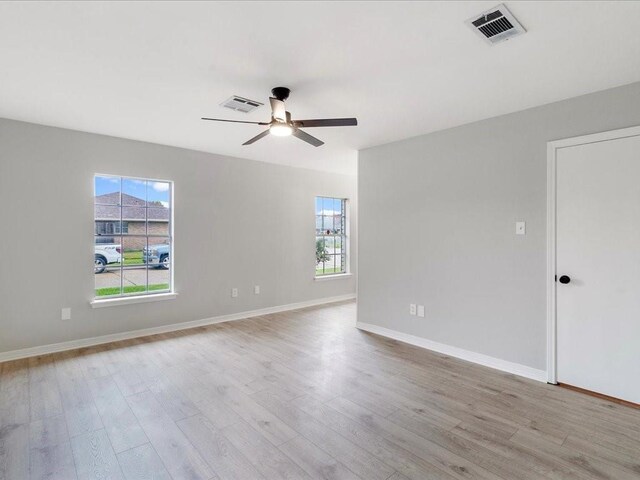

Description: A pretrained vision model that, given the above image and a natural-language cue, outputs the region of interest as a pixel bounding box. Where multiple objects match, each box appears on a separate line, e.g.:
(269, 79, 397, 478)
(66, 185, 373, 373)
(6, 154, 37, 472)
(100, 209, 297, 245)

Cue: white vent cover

(220, 95, 263, 113)
(466, 4, 526, 45)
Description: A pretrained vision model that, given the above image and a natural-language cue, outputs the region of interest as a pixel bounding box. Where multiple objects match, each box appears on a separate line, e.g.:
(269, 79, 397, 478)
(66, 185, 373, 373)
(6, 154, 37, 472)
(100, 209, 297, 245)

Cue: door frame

(546, 125, 640, 384)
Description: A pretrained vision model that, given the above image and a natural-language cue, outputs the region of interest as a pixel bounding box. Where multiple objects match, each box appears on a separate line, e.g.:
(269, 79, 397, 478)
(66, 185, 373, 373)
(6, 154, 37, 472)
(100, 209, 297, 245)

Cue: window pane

(330, 256, 336, 274)
(149, 263, 171, 294)
(318, 258, 328, 275)
(323, 215, 333, 234)
(122, 206, 146, 235)
(334, 213, 342, 234)
(315, 216, 323, 235)
(122, 236, 146, 267)
(326, 235, 335, 253)
(333, 236, 342, 257)
(94, 236, 122, 297)
(147, 181, 170, 208)
(148, 220, 170, 237)
(316, 236, 328, 271)
(334, 198, 342, 216)
(122, 266, 147, 296)
(315, 197, 323, 215)
(322, 197, 332, 216)
(145, 238, 170, 292)
(122, 179, 147, 206)
(95, 205, 120, 236)
(95, 176, 120, 204)
(144, 238, 170, 269)
(147, 207, 170, 236)
(95, 221, 120, 236)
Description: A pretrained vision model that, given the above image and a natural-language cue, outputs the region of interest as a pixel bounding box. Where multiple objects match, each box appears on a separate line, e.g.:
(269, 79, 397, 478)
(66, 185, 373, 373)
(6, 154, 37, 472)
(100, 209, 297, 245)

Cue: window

(94, 175, 172, 299)
(95, 221, 129, 235)
(315, 196, 347, 276)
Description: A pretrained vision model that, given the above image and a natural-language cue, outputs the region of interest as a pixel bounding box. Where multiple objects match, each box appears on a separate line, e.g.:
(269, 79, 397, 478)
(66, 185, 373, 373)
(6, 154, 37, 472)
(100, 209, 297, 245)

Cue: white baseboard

(0, 294, 356, 363)
(356, 321, 547, 383)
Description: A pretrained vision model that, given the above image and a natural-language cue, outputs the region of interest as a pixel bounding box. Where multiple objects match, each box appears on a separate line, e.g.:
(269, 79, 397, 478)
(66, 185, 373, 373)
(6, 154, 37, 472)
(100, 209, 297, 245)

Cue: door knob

(558, 275, 571, 284)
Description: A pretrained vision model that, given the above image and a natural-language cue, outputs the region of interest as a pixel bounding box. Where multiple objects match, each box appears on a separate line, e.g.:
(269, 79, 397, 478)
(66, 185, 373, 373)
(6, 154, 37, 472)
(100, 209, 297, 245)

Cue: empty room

(2, 1, 640, 479)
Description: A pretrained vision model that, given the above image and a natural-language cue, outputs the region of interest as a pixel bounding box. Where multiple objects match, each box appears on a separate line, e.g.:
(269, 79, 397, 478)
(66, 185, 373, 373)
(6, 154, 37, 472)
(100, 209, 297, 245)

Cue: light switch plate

(409, 304, 417, 316)
(61, 308, 71, 321)
(417, 305, 425, 318)
(516, 221, 526, 235)
(231, 288, 238, 298)
(254, 285, 260, 295)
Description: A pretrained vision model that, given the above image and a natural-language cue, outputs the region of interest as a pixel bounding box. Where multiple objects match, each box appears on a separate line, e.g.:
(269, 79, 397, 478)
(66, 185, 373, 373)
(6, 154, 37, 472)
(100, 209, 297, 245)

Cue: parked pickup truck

(94, 244, 122, 274)
(143, 244, 170, 269)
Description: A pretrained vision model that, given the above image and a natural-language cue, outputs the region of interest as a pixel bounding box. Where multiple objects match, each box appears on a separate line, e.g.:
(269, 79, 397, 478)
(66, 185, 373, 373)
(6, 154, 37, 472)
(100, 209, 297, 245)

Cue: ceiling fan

(201, 87, 357, 147)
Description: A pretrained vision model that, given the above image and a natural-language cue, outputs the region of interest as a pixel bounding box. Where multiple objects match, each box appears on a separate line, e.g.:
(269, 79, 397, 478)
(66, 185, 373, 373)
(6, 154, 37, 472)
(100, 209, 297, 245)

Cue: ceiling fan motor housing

(271, 87, 290, 101)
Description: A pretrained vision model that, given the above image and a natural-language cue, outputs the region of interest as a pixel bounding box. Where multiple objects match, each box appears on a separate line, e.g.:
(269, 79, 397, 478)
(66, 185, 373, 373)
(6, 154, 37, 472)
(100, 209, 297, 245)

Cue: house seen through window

(315, 196, 347, 276)
(94, 175, 172, 299)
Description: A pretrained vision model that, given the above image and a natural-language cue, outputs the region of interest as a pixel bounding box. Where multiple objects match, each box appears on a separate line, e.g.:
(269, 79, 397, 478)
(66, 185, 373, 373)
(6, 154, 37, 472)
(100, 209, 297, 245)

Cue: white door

(556, 133, 640, 404)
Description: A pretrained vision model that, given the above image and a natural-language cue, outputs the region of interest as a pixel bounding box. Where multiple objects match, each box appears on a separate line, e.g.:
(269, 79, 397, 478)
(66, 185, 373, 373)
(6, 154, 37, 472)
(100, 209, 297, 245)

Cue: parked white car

(94, 244, 122, 273)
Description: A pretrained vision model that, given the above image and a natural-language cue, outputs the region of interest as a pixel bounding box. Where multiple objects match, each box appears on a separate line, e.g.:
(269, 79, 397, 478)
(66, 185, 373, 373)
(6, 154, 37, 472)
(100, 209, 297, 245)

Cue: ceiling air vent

(466, 4, 525, 45)
(220, 95, 263, 113)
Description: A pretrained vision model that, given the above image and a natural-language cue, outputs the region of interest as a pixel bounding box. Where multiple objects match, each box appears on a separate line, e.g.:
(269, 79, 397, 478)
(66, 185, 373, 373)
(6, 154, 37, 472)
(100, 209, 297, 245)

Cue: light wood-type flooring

(1, 300, 640, 479)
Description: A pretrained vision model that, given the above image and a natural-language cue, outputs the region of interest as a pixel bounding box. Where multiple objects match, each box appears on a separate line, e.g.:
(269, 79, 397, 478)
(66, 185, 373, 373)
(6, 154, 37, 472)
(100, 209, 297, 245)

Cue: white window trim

(314, 273, 353, 281)
(315, 196, 349, 279)
(93, 174, 175, 304)
(91, 292, 178, 308)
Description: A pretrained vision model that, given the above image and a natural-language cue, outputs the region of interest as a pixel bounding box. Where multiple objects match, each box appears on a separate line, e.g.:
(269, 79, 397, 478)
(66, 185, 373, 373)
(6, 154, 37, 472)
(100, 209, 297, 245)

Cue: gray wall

(358, 81, 640, 371)
(0, 118, 356, 353)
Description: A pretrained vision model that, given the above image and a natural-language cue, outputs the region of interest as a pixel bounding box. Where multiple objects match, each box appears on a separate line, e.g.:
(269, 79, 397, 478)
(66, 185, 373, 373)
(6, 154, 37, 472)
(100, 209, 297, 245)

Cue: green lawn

(95, 283, 169, 297)
(115, 250, 144, 265)
(102, 250, 145, 267)
(315, 267, 345, 276)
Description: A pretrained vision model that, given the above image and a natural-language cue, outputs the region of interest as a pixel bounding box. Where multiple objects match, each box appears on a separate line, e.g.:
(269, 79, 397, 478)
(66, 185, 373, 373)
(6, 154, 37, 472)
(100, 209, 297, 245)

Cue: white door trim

(546, 125, 640, 384)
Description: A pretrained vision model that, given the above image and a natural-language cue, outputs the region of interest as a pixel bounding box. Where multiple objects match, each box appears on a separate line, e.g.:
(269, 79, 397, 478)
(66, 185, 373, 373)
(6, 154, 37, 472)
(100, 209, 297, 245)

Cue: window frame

(93, 174, 174, 302)
(315, 196, 349, 278)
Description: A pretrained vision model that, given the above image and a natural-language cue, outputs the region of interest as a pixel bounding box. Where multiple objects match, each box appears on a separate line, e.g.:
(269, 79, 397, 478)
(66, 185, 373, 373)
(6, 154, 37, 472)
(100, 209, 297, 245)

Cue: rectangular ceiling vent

(220, 95, 263, 113)
(466, 4, 525, 45)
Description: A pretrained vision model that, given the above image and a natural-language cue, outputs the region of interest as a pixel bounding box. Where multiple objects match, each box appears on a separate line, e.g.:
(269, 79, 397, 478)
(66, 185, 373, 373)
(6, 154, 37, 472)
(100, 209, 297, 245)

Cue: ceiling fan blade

(293, 118, 358, 128)
(242, 129, 271, 146)
(269, 97, 287, 122)
(201, 117, 269, 125)
(292, 129, 324, 147)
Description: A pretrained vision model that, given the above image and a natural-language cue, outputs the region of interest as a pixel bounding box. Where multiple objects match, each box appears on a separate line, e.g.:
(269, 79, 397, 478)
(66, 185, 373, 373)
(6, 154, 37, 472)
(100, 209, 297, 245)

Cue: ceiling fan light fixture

(269, 123, 293, 137)
(202, 86, 357, 147)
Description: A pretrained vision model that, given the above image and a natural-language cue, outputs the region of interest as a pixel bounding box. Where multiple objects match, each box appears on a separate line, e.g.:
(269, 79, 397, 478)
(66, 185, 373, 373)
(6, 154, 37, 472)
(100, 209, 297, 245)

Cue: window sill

(90, 292, 178, 309)
(314, 273, 353, 282)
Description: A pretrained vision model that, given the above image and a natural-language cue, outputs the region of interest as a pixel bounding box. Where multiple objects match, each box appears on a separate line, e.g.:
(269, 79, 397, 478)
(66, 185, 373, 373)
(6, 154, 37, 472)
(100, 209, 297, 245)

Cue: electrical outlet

(254, 285, 260, 295)
(61, 308, 71, 321)
(409, 304, 417, 316)
(417, 305, 425, 318)
(231, 288, 238, 298)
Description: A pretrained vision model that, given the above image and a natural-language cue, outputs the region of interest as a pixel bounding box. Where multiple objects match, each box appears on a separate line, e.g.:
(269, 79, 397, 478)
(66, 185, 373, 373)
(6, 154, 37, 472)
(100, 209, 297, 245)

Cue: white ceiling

(1, 2, 640, 175)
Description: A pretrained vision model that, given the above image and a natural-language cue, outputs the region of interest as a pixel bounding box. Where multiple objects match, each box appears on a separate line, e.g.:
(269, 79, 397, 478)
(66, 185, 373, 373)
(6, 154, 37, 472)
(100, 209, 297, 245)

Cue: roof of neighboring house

(95, 192, 169, 221)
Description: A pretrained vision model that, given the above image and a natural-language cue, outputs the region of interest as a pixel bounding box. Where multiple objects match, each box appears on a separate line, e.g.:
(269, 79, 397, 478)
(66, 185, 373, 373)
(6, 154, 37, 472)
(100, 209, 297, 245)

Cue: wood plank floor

(2, 300, 640, 480)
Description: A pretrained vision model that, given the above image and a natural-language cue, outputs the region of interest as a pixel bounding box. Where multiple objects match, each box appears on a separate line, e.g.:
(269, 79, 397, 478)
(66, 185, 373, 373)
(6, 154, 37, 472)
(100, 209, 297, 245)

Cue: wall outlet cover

(409, 304, 417, 316)
(254, 285, 260, 294)
(231, 288, 238, 298)
(61, 308, 71, 321)
(516, 221, 526, 235)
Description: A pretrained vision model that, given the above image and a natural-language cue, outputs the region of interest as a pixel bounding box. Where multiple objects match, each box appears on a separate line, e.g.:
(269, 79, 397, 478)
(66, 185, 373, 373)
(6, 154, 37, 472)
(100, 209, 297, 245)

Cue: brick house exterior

(95, 192, 170, 250)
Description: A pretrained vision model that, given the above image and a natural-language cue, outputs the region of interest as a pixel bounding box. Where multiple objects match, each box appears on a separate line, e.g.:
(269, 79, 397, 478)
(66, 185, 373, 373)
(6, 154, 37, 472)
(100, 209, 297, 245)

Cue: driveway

(95, 266, 169, 289)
